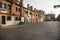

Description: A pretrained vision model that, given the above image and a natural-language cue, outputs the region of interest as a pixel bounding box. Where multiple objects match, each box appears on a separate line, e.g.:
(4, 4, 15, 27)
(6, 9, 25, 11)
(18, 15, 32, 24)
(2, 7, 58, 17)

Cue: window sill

(0, 8, 6, 11)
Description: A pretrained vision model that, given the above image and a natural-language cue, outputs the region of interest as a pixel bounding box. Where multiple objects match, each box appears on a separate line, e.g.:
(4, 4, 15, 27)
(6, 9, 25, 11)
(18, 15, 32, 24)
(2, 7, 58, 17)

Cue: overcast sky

(24, 0, 60, 17)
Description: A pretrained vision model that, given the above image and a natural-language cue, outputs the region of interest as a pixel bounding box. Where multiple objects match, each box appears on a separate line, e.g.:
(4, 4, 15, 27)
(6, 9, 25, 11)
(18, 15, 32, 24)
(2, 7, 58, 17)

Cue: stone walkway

(0, 21, 60, 40)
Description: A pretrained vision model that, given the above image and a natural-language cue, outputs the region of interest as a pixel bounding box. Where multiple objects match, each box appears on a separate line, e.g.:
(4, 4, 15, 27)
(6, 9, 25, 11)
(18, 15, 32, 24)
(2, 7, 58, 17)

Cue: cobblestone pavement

(0, 21, 60, 40)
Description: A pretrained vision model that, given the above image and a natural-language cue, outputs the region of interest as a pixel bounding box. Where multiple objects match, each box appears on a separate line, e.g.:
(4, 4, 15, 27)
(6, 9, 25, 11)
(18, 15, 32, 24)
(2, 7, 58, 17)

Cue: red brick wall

(0, 0, 11, 15)
(11, 3, 20, 16)
(0, 0, 22, 16)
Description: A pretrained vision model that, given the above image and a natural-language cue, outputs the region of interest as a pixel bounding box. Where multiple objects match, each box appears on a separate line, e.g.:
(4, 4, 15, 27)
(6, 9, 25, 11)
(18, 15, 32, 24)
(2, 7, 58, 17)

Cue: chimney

(27, 4, 30, 8)
(31, 6, 33, 10)
(34, 8, 36, 10)
(20, 0, 23, 6)
(34, 8, 36, 12)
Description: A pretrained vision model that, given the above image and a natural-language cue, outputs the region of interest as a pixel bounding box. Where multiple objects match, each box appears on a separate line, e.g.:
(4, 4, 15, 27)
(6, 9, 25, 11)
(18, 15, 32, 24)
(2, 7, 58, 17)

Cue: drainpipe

(31, 6, 33, 23)
(34, 8, 37, 23)
(10, 2, 13, 15)
(20, 0, 24, 24)
(27, 4, 29, 23)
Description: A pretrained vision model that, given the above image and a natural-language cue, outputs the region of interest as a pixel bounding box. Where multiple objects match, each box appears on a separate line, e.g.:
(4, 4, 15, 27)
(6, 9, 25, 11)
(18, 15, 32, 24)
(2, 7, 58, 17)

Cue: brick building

(23, 4, 45, 23)
(44, 14, 55, 21)
(23, 4, 34, 23)
(0, 0, 24, 26)
(33, 8, 45, 22)
(0, 0, 45, 26)
(38, 10, 45, 22)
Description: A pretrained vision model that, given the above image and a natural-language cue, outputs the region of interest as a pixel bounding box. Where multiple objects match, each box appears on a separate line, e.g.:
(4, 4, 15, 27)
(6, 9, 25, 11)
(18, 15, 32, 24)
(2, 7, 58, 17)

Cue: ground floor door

(2, 16, 6, 24)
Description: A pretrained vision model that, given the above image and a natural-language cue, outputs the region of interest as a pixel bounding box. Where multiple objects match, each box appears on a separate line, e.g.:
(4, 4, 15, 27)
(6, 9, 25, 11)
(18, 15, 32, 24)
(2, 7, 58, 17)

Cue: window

(2, 3, 6, 9)
(0, 2, 6, 9)
(16, 7, 20, 12)
(19, 8, 21, 12)
(26, 11, 28, 14)
(30, 12, 32, 15)
(17, 1, 20, 4)
(8, 5, 11, 10)
(36, 15, 37, 16)
(15, 17, 19, 21)
(7, 16, 11, 21)
(17, 0, 20, 4)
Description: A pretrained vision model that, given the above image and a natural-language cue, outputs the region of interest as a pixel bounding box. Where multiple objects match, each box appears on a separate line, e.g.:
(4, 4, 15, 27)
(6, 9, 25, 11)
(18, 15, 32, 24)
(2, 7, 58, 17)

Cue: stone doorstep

(0, 23, 35, 28)
(1, 25, 25, 28)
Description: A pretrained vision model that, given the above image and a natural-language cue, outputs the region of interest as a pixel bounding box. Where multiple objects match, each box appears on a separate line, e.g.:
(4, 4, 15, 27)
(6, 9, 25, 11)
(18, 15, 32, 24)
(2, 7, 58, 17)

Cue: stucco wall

(0, 15, 20, 26)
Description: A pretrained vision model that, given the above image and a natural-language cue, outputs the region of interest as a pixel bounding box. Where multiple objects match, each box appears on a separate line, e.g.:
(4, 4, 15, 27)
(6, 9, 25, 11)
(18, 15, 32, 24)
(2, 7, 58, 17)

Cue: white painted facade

(0, 14, 20, 26)
(27, 10, 32, 22)
(39, 15, 45, 22)
(32, 11, 35, 23)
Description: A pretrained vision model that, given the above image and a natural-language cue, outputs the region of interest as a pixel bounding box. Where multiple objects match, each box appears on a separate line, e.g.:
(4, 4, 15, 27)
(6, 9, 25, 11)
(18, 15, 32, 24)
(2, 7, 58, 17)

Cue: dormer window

(17, 0, 20, 4)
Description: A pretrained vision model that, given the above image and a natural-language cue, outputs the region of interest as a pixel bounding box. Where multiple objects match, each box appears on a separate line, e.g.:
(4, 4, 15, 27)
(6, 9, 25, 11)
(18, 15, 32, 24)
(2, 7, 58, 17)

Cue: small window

(15, 17, 19, 21)
(19, 8, 21, 12)
(16, 7, 18, 12)
(36, 15, 37, 16)
(16, 7, 20, 12)
(8, 5, 11, 10)
(30, 12, 32, 15)
(17, 0, 20, 4)
(26, 11, 28, 14)
(7, 16, 11, 21)
(17, 1, 20, 4)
